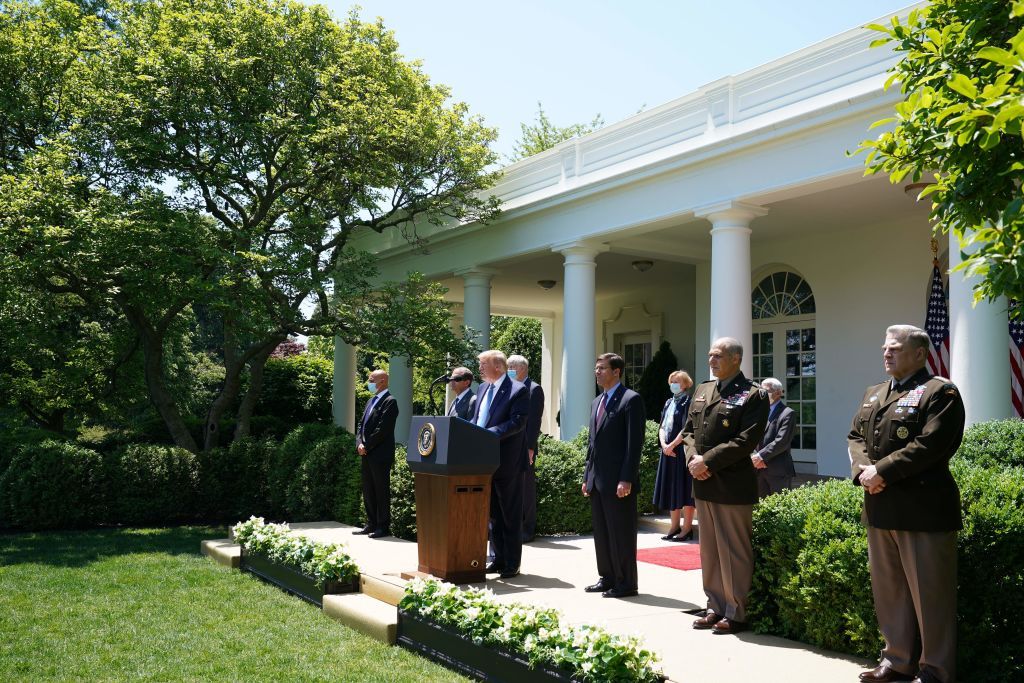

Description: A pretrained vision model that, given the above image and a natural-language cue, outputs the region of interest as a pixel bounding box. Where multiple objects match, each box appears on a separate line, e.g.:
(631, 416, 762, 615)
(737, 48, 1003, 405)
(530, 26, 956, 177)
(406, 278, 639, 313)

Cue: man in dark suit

(581, 352, 645, 599)
(472, 349, 529, 579)
(446, 366, 476, 420)
(355, 369, 399, 539)
(850, 325, 964, 683)
(508, 354, 545, 543)
(751, 377, 796, 498)
(683, 337, 769, 634)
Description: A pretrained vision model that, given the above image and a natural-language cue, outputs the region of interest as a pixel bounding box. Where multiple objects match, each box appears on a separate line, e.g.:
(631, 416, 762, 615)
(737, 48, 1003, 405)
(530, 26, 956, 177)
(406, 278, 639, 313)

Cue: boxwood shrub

(534, 434, 591, 535)
(953, 418, 1024, 469)
(0, 439, 107, 529)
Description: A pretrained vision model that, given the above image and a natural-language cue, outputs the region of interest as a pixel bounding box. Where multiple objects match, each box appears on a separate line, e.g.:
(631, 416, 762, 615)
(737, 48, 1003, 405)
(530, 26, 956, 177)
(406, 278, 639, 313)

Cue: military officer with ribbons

(850, 325, 965, 683)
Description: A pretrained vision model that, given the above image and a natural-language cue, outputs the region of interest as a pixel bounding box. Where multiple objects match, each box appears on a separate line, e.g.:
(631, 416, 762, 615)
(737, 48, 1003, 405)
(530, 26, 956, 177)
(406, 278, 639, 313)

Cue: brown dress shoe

(859, 664, 914, 682)
(711, 617, 747, 634)
(692, 610, 722, 630)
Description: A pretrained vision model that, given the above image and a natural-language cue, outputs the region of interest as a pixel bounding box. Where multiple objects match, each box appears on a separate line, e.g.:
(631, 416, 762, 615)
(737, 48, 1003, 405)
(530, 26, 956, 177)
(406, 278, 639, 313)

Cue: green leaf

(947, 74, 978, 100)
(976, 46, 1021, 68)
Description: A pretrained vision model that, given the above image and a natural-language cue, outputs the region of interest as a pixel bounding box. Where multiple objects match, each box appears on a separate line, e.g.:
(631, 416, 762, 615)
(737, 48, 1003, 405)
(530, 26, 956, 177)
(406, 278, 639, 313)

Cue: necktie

(360, 394, 378, 435)
(447, 395, 458, 416)
(596, 392, 608, 425)
(476, 384, 494, 427)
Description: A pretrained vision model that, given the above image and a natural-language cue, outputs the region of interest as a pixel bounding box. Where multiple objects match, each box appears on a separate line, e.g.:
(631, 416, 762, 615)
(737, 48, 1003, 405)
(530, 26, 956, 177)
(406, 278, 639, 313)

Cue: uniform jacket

(756, 401, 796, 477)
(472, 376, 529, 480)
(584, 385, 645, 494)
(847, 367, 965, 531)
(682, 373, 769, 505)
(358, 391, 399, 463)
(448, 389, 477, 420)
(523, 377, 545, 453)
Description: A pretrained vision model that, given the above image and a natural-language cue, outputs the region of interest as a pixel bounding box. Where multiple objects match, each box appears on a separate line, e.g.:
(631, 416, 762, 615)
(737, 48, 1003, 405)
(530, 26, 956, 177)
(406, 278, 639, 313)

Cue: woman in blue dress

(652, 370, 695, 541)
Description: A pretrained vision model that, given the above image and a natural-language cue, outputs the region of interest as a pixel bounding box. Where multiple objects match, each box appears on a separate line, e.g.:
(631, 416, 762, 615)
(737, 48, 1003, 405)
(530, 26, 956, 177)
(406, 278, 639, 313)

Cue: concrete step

(360, 573, 407, 607)
(201, 539, 240, 569)
(322, 592, 398, 645)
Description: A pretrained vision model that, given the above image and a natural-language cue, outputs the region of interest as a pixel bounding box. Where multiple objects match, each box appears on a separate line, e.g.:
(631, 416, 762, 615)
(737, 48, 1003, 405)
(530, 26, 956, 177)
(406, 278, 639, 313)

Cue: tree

(508, 102, 603, 162)
(636, 341, 678, 421)
(860, 1, 1024, 307)
(0, 0, 501, 450)
(493, 316, 542, 380)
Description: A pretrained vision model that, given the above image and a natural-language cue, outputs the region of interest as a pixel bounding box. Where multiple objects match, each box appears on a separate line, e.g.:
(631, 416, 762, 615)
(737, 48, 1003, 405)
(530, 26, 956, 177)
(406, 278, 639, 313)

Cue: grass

(0, 526, 466, 682)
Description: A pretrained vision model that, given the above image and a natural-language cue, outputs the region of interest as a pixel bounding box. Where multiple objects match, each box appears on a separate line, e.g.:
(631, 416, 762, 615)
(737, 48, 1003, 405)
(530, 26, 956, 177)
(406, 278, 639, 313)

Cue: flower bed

(232, 517, 360, 606)
(398, 578, 663, 683)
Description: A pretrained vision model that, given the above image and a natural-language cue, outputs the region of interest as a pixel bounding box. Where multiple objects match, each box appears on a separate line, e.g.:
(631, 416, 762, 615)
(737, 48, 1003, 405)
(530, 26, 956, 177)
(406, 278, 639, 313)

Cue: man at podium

(472, 349, 530, 579)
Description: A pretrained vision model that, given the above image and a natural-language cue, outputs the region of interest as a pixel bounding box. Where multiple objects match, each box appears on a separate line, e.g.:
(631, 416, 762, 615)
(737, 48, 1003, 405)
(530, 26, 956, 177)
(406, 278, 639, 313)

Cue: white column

(457, 268, 496, 351)
(331, 337, 356, 432)
(696, 202, 767, 377)
(389, 355, 414, 445)
(948, 231, 1011, 424)
(553, 241, 608, 439)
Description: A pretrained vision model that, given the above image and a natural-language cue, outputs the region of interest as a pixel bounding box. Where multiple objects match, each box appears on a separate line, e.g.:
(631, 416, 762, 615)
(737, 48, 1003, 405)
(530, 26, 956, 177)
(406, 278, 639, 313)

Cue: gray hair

(761, 377, 783, 395)
(507, 354, 529, 371)
(712, 336, 743, 360)
(885, 325, 931, 352)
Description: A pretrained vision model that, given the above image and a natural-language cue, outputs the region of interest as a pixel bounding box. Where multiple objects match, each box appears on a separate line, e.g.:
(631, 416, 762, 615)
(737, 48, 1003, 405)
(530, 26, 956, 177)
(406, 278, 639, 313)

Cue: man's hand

(858, 464, 885, 494)
(528, 448, 535, 465)
(357, 444, 366, 456)
(688, 453, 711, 480)
(581, 482, 589, 497)
(751, 453, 767, 469)
(616, 481, 632, 498)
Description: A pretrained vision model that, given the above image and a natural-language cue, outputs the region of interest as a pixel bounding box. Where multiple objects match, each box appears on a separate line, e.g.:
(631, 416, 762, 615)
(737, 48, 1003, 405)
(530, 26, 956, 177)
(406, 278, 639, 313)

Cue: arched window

(751, 270, 817, 465)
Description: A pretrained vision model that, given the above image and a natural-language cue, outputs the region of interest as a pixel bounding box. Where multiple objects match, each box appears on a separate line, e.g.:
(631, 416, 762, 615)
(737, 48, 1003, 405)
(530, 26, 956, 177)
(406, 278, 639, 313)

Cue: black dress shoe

(661, 527, 682, 541)
(368, 530, 389, 539)
(584, 580, 611, 593)
(353, 527, 373, 535)
(499, 567, 520, 579)
(670, 529, 694, 542)
(859, 664, 915, 682)
(485, 562, 504, 573)
(602, 586, 638, 598)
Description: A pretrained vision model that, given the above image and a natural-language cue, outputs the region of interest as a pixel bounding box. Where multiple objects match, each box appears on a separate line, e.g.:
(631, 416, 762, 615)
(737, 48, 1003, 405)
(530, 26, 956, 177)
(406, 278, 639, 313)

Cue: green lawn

(0, 527, 465, 682)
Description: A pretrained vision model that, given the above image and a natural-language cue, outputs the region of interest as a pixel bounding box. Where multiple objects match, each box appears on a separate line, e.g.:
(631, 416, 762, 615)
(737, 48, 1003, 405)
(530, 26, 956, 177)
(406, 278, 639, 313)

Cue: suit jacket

(848, 367, 965, 532)
(756, 401, 796, 477)
(682, 373, 769, 505)
(448, 389, 477, 420)
(523, 378, 545, 454)
(584, 385, 645, 494)
(472, 377, 529, 480)
(358, 391, 399, 463)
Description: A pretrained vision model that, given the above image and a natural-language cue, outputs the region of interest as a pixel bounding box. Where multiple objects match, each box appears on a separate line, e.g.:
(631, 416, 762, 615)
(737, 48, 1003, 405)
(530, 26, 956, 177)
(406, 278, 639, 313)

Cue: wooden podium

(406, 416, 499, 584)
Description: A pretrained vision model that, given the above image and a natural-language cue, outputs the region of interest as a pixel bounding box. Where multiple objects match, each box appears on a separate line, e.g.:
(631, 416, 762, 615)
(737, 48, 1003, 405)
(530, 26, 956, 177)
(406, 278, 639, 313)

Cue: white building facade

(337, 6, 1012, 477)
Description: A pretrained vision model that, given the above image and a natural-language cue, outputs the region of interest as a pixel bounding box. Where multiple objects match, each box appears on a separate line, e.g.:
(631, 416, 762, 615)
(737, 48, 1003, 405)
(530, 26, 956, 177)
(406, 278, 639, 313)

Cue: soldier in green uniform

(850, 325, 965, 683)
(683, 337, 769, 635)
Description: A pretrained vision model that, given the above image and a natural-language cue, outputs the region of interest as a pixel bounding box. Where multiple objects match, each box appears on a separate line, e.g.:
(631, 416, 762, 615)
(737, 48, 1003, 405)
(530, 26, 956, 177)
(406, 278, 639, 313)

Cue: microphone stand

(428, 373, 451, 416)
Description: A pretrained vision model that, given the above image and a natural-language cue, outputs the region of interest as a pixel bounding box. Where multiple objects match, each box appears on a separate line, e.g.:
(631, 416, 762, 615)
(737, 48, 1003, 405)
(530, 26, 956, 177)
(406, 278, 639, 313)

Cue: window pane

(799, 295, 816, 315)
(791, 431, 802, 449)
(786, 353, 799, 376)
(800, 401, 816, 424)
(752, 289, 768, 319)
(786, 330, 800, 352)
(772, 272, 788, 295)
(801, 352, 816, 376)
(763, 333, 773, 354)
(801, 427, 816, 450)
(787, 378, 801, 399)
(801, 328, 816, 350)
(801, 377, 816, 400)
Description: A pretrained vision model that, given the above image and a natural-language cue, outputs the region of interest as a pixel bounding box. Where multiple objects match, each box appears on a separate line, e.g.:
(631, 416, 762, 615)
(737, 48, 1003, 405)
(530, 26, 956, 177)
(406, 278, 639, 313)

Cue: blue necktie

(476, 384, 494, 427)
(361, 394, 378, 435)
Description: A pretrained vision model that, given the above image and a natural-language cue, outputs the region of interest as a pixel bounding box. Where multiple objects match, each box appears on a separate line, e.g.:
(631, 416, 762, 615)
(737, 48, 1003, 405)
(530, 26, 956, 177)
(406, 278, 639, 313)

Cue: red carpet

(636, 543, 701, 571)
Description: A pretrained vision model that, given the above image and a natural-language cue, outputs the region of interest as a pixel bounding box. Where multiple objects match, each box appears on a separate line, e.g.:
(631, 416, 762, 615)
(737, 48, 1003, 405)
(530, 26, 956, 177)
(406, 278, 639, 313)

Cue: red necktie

(596, 393, 608, 425)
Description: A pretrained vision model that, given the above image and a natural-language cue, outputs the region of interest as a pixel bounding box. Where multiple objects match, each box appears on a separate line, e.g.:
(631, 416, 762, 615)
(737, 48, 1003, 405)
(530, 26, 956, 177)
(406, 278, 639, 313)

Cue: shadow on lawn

(0, 526, 225, 568)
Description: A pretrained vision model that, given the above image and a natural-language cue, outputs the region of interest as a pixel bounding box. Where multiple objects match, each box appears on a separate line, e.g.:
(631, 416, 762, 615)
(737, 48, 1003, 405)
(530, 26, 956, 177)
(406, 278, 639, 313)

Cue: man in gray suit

(751, 377, 796, 497)
(446, 367, 476, 419)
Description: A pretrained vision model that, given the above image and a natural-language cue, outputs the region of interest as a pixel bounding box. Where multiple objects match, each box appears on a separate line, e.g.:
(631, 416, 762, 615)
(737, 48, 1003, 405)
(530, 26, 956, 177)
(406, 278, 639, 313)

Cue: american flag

(924, 262, 950, 378)
(1011, 304, 1024, 417)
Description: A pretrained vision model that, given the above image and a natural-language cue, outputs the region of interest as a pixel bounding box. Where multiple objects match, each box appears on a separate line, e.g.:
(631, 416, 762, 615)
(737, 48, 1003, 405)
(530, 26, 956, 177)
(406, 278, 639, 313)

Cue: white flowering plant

(399, 577, 663, 682)
(232, 516, 359, 587)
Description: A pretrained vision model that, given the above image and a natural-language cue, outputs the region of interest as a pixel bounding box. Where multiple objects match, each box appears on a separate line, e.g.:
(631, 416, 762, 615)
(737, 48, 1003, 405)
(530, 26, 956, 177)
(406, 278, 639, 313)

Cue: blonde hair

(477, 349, 508, 371)
(668, 370, 692, 388)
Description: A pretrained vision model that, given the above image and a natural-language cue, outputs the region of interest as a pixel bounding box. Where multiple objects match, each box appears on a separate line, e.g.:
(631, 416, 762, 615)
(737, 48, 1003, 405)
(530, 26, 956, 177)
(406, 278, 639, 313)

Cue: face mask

(669, 382, 682, 395)
(507, 369, 518, 380)
(367, 382, 377, 394)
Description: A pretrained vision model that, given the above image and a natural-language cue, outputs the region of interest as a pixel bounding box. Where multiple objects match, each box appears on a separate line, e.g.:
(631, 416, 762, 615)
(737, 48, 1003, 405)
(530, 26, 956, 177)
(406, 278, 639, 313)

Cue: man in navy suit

(582, 352, 645, 598)
(472, 349, 529, 579)
(355, 369, 399, 539)
(508, 354, 545, 542)
(751, 377, 796, 497)
(446, 366, 476, 419)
